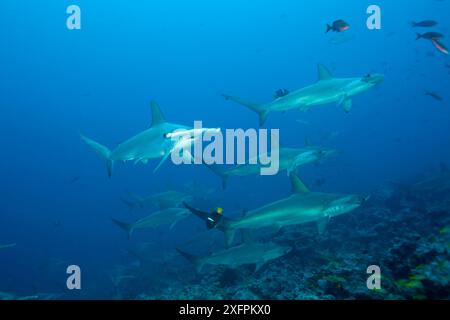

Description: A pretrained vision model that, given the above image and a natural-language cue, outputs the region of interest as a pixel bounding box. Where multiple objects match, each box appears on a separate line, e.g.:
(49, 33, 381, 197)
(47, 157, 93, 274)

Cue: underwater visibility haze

(1, 0, 450, 300)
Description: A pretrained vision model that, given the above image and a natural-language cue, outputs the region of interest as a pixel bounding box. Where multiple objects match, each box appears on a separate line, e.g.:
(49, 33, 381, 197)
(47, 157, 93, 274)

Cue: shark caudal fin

(176, 248, 205, 273)
(415, 33, 422, 40)
(326, 24, 332, 33)
(80, 134, 113, 178)
(111, 218, 134, 239)
(221, 94, 269, 126)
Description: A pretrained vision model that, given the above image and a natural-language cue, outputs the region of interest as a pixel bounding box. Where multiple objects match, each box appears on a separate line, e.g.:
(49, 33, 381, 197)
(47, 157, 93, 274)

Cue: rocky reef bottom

(114, 174, 450, 300)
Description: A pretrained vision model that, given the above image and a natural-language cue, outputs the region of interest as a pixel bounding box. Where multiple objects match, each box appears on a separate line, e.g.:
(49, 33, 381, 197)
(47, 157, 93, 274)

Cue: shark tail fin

(415, 33, 422, 40)
(221, 94, 269, 126)
(80, 134, 113, 178)
(111, 218, 134, 239)
(326, 24, 332, 33)
(176, 248, 204, 273)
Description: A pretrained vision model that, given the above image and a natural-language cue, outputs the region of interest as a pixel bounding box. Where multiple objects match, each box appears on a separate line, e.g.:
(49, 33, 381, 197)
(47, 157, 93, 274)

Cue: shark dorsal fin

(150, 100, 166, 127)
(290, 173, 310, 194)
(317, 64, 333, 81)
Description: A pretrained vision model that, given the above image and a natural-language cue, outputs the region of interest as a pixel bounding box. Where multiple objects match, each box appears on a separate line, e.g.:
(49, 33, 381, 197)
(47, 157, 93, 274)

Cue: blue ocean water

(0, 0, 449, 299)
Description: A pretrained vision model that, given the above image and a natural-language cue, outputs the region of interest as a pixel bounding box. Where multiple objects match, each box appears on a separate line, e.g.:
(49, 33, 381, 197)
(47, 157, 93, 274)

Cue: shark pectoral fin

(337, 93, 347, 106)
(153, 150, 172, 173)
(224, 229, 237, 248)
(169, 216, 187, 230)
(317, 215, 330, 235)
(342, 98, 352, 113)
(259, 110, 269, 127)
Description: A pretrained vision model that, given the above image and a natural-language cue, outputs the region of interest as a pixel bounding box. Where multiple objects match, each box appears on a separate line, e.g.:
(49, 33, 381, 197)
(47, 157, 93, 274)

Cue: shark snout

(362, 73, 384, 85)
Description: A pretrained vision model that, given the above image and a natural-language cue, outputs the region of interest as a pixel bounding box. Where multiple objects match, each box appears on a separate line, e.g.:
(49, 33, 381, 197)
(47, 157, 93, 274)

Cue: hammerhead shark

(176, 241, 292, 273)
(184, 173, 368, 246)
(207, 144, 338, 189)
(81, 101, 190, 177)
(222, 64, 384, 125)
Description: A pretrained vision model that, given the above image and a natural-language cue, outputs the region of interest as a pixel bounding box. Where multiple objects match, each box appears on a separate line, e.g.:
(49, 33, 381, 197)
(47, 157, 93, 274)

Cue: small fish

(410, 20, 438, 28)
(326, 20, 350, 33)
(431, 39, 449, 55)
(416, 32, 443, 40)
(425, 91, 443, 101)
(0, 243, 16, 250)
